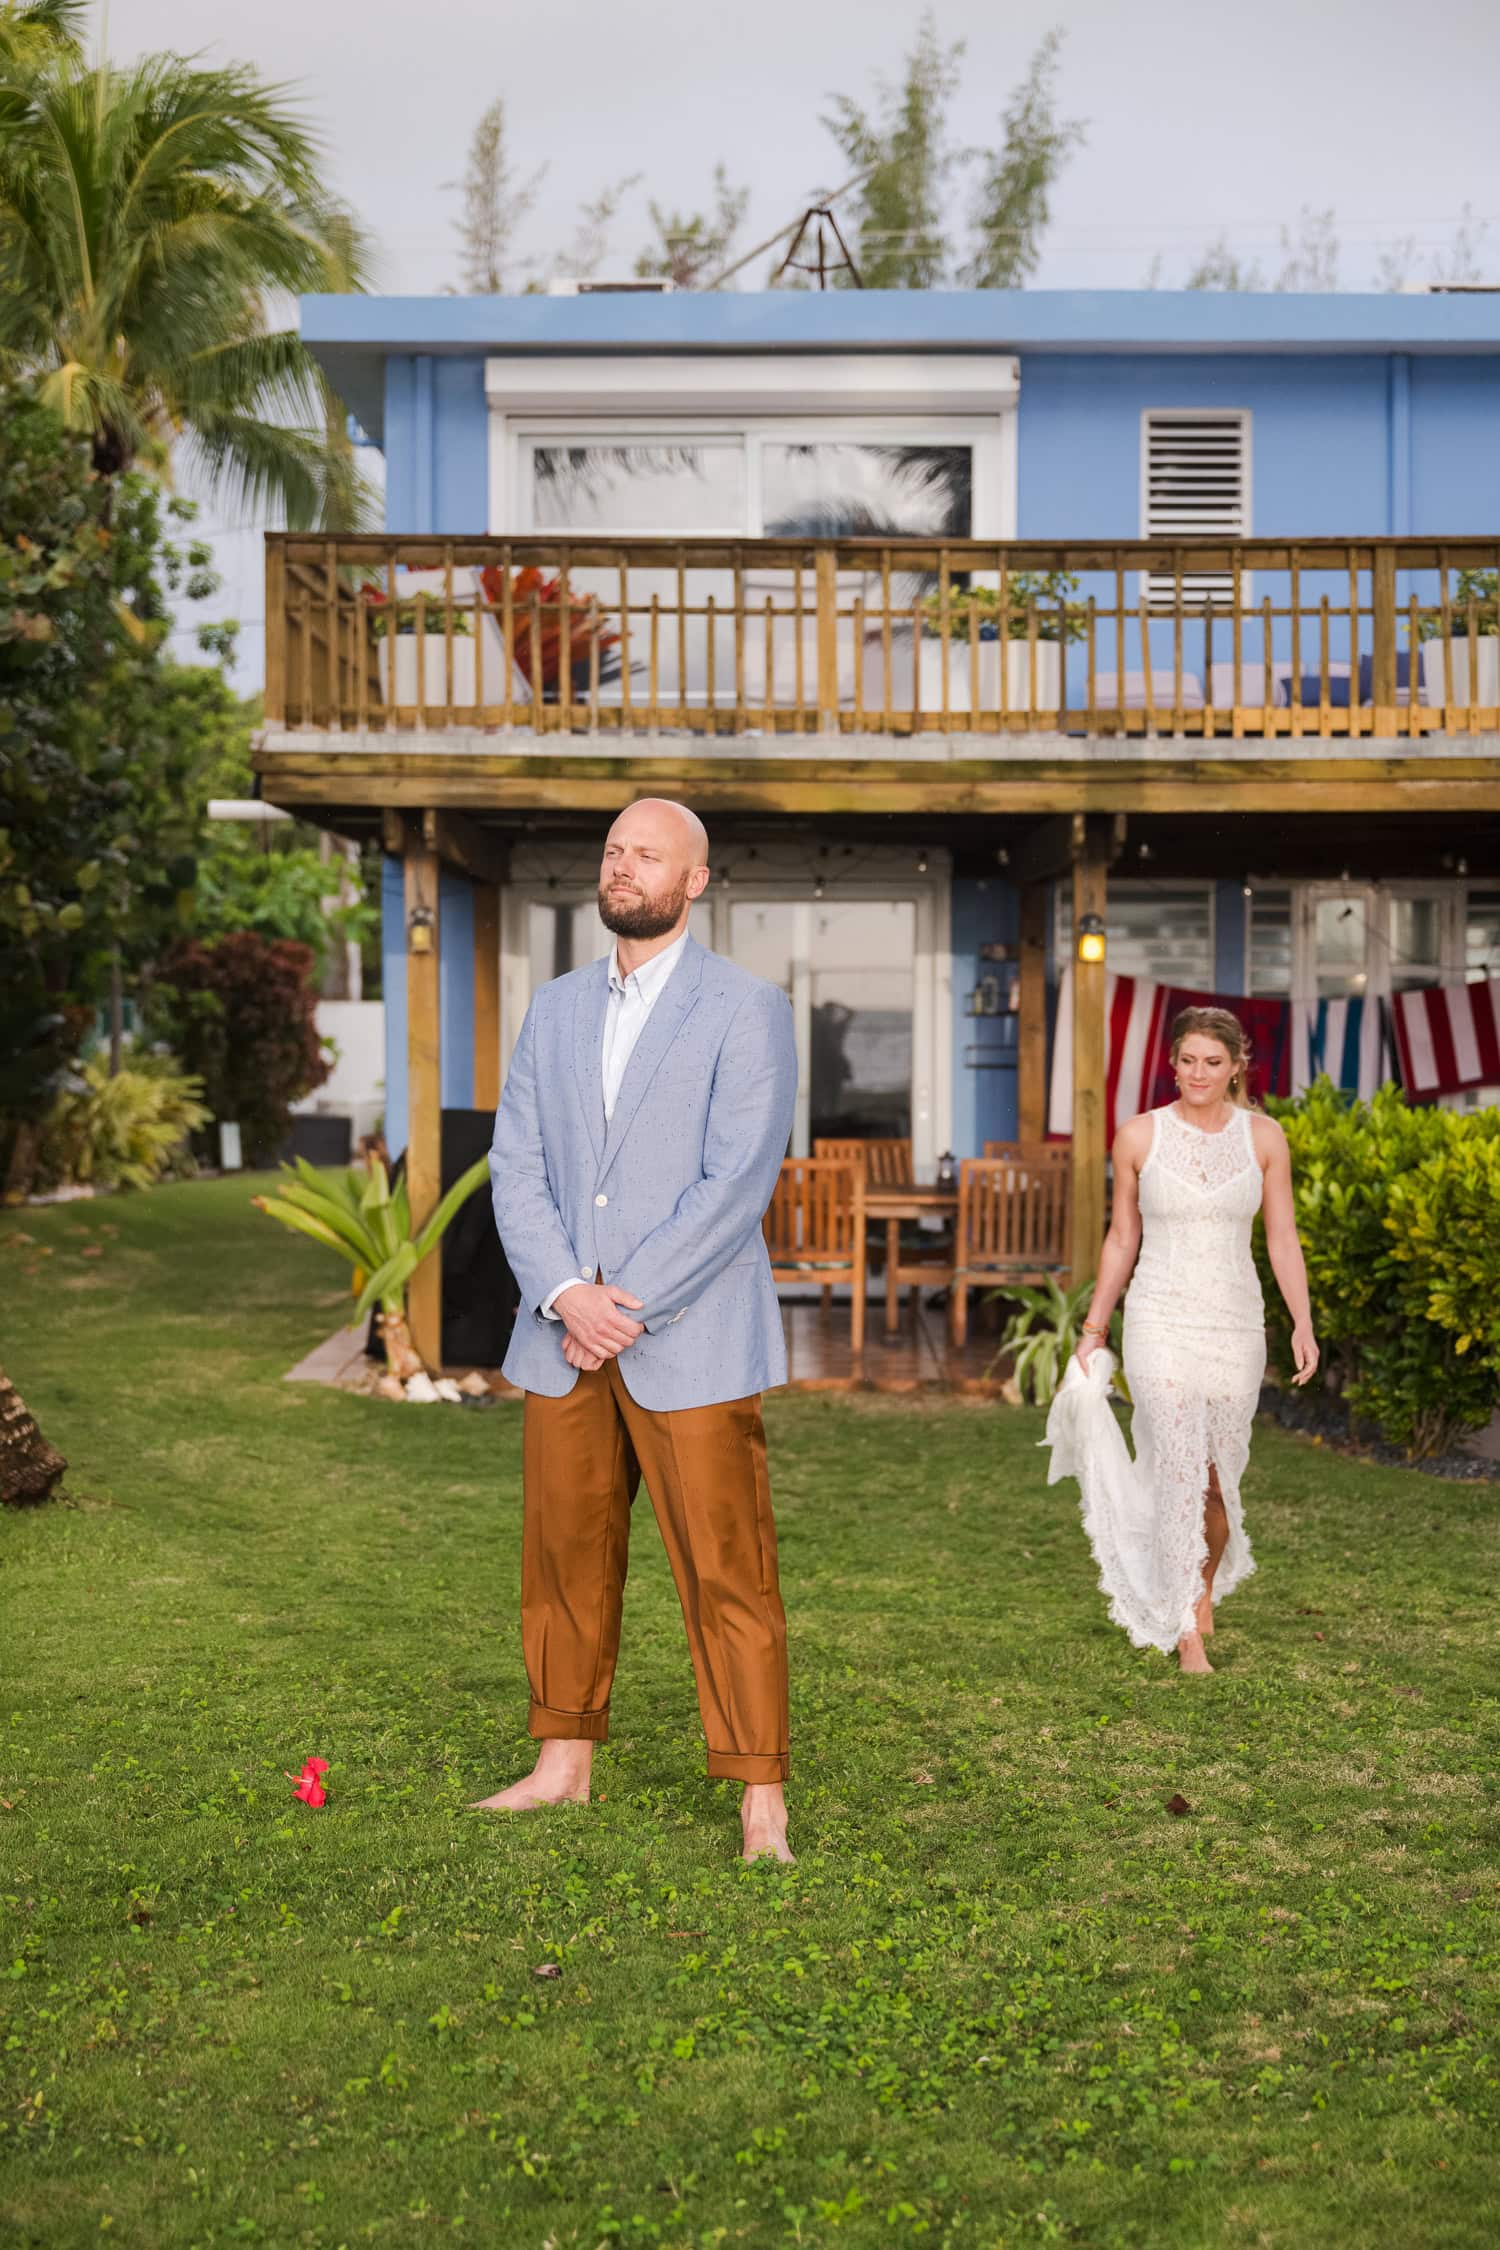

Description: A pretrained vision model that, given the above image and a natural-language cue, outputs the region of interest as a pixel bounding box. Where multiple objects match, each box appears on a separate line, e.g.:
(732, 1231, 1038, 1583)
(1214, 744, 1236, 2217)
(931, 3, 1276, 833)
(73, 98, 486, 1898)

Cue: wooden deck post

(473, 882, 501, 1113)
(1017, 883, 1048, 1145)
(1371, 544, 1398, 732)
(263, 540, 286, 726)
(1070, 818, 1110, 1284)
(404, 825, 443, 1370)
(815, 547, 840, 733)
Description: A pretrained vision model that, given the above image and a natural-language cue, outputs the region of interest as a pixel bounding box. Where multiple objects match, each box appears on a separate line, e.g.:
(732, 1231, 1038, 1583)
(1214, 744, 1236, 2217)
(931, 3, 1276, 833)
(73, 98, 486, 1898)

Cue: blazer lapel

(572, 958, 610, 1165)
(597, 939, 704, 1184)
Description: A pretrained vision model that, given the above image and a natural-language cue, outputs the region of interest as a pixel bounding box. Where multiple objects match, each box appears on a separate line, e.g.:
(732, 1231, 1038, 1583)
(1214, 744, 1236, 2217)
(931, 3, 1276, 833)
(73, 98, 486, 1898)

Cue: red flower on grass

(288, 1755, 330, 1808)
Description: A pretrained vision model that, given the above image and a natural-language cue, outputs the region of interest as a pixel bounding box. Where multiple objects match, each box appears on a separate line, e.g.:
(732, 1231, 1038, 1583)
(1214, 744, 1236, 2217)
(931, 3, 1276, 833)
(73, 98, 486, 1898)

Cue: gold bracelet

(1081, 1321, 1109, 1338)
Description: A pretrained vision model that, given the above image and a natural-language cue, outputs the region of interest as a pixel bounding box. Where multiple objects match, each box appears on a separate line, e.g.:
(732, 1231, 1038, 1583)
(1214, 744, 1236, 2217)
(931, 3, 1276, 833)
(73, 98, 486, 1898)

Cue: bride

(1045, 1007, 1318, 1673)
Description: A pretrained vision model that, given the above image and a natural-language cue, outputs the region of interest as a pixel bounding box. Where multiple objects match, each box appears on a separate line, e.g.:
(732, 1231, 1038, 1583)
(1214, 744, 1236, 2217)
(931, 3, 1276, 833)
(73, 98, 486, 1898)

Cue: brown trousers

(520, 1357, 789, 1782)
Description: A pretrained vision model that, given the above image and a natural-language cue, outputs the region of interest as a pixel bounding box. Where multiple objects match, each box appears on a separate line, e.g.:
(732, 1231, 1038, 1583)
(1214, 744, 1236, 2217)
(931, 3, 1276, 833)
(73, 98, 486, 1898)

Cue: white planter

(377, 633, 477, 714)
(917, 637, 1062, 716)
(1421, 636, 1499, 712)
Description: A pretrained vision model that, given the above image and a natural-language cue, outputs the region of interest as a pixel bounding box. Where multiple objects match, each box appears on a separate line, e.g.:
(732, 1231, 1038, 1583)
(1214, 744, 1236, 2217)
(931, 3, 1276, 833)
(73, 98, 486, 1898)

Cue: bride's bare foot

(1177, 1629, 1214, 1675)
(469, 1740, 593, 1811)
(740, 1782, 794, 1863)
(1195, 1588, 1215, 1637)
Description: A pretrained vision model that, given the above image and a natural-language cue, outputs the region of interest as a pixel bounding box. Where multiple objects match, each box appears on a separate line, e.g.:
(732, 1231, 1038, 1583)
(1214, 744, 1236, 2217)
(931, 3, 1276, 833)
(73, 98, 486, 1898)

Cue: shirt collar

(609, 927, 689, 1002)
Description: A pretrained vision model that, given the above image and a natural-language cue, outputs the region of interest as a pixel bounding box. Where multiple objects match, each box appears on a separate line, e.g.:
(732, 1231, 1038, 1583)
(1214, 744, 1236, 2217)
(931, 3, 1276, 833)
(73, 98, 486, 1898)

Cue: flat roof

(302, 287, 1500, 444)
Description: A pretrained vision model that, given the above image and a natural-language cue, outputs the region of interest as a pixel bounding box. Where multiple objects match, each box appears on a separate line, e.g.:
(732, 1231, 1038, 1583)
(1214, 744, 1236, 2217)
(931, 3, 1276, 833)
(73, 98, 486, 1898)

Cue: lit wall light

(1076, 912, 1107, 966)
(917, 848, 929, 875)
(407, 904, 435, 956)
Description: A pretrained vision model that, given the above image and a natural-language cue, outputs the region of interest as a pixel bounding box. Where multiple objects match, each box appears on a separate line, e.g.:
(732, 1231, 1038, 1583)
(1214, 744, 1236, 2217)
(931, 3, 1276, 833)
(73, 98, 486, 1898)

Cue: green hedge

(1258, 1080, 1500, 1457)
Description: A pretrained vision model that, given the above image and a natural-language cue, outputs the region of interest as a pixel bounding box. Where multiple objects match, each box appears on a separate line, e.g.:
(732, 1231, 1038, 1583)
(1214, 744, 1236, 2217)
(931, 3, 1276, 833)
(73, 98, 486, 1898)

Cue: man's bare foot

(469, 1740, 593, 1811)
(1177, 1629, 1214, 1675)
(740, 1781, 794, 1863)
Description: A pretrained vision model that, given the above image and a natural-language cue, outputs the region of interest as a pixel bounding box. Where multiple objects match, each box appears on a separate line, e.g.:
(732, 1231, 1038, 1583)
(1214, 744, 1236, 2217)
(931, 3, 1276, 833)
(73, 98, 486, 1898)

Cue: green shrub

(1260, 1080, 1500, 1456)
(36, 1051, 209, 1192)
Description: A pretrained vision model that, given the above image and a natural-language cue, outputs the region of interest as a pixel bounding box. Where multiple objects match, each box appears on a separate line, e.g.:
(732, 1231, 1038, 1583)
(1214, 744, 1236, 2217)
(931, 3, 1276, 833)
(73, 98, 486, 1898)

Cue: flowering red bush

(153, 932, 330, 1164)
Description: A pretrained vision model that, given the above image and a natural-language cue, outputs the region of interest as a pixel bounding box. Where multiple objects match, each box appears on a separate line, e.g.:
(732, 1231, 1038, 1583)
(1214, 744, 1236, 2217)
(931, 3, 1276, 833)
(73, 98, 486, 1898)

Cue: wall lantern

(1076, 912, 1107, 967)
(407, 904, 435, 956)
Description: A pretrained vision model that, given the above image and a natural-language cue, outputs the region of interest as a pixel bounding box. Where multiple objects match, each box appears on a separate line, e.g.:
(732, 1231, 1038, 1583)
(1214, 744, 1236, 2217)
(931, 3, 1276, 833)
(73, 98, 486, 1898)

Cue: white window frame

(486, 352, 1019, 539)
(1056, 877, 1217, 991)
(1251, 880, 1465, 1003)
(1139, 407, 1253, 607)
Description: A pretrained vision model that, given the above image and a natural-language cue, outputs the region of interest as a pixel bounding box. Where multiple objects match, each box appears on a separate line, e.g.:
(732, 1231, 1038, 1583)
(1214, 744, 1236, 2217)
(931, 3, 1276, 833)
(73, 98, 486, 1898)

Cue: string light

(917, 847, 929, 875)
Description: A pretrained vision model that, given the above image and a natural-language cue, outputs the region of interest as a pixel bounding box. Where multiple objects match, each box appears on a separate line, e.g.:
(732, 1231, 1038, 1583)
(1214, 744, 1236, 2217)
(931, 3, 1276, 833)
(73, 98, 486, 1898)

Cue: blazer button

(595, 1192, 609, 1207)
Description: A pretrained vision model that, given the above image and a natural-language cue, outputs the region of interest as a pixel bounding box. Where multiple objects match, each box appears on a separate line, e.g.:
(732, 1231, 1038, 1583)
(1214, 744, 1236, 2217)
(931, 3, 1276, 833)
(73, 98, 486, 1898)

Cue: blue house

(258, 286, 1500, 1359)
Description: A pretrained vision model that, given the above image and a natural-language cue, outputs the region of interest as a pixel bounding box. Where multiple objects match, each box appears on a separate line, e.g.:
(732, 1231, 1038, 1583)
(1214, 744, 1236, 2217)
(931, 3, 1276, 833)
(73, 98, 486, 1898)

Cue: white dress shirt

(542, 930, 690, 1320)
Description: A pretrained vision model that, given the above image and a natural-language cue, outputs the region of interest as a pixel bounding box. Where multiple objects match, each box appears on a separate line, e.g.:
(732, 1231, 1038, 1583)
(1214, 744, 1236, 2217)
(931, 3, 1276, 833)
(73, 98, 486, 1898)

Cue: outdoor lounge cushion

(1090, 669, 1205, 710)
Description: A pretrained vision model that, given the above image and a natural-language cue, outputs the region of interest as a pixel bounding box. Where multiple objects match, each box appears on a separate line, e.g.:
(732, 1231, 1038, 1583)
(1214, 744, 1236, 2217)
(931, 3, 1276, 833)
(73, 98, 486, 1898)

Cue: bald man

(478, 800, 799, 1861)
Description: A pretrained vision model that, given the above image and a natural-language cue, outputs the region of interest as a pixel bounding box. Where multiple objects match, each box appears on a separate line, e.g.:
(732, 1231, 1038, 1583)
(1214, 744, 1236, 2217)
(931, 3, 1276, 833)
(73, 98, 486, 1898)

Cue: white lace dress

(1044, 1104, 1266, 1652)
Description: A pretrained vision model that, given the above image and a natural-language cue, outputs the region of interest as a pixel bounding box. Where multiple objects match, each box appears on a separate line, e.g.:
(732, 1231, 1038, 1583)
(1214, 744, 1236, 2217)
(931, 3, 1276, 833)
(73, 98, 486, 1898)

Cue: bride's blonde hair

(1170, 1006, 1254, 1108)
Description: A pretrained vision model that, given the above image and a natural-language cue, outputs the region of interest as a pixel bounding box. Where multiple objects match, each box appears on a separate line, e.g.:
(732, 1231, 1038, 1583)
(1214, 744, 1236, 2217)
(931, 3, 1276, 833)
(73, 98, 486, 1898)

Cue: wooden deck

(285, 1296, 1006, 1399)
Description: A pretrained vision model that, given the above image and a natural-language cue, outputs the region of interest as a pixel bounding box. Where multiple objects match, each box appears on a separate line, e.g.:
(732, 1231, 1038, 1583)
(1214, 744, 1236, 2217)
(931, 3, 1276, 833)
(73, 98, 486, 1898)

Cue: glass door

(729, 896, 916, 1157)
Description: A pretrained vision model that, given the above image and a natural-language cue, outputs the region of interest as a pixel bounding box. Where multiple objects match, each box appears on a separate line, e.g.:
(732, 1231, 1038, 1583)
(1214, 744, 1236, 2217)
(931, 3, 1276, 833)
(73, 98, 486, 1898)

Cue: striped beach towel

(1390, 977, 1500, 1098)
(1049, 971, 1292, 1138)
(1290, 994, 1388, 1100)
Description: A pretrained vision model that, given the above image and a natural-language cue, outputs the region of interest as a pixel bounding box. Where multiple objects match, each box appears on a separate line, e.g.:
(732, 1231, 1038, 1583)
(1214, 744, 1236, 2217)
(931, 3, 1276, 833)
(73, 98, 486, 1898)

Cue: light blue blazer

(489, 937, 797, 1411)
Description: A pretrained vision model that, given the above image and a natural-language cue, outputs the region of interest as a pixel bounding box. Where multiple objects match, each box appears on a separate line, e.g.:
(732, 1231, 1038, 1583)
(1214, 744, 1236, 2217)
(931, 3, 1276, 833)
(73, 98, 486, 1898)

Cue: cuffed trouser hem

(707, 1748, 789, 1783)
(529, 1702, 610, 1743)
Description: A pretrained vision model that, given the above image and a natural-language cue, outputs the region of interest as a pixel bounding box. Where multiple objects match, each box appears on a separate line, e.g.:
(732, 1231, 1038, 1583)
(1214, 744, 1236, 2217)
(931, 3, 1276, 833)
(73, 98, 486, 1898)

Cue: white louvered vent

(1141, 411, 1250, 607)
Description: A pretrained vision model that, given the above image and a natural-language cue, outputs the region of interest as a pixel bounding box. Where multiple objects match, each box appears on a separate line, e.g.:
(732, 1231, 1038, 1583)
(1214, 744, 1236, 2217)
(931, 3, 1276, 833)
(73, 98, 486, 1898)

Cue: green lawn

(1, 1176, 1497, 2250)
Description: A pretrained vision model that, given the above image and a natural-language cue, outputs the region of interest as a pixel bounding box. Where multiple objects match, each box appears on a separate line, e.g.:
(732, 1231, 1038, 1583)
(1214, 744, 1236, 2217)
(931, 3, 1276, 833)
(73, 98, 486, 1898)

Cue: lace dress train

(1044, 1105, 1265, 1653)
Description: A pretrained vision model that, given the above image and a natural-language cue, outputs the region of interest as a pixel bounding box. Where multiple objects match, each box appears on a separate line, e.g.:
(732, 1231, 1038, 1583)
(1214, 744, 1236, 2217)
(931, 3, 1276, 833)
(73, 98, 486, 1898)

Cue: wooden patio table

(862, 1181, 959, 1346)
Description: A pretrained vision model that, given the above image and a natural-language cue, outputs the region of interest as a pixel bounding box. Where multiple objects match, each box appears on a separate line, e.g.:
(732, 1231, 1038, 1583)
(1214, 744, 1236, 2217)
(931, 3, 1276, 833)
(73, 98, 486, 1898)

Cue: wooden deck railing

(263, 534, 1500, 740)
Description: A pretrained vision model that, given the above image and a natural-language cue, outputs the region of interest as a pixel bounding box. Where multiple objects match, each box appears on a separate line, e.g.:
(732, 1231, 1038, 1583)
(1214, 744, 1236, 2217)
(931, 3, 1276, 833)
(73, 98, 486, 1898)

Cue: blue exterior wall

(384, 354, 488, 532)
(377, 341, 1499, 552)
(950, 879, 1022, 1153)
(379, 856, 478, 1158)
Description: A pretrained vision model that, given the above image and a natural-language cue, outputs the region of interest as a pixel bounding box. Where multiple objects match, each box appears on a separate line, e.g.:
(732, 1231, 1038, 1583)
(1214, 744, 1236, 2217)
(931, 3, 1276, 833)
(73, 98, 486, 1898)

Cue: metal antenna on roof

(701, 167, 876, 292)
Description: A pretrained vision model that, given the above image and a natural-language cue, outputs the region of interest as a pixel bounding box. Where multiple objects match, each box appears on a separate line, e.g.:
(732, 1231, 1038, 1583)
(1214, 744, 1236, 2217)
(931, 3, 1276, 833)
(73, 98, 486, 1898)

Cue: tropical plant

(635, 164, 749, 289)
(149, 933, 330, 1165)
(191, 832, 375, 982)
(0, 384, 244, 1186)
(988, 1275, 1123, 1407)
(963, 30, 1085, 289)
(0, 1359, 65, 1506)
(0, 42, 372, 526)
(445, 93, 543, 296)
(35, 1050, 208, 1191)
(479, 563, 620, 693)
(253, 1154, 492, 1377)
(920, 572, 1084, 644)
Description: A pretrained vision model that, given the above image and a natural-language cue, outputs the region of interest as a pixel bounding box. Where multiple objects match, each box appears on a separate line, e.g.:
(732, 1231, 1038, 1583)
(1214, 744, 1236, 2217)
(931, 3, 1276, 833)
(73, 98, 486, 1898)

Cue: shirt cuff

(541, 1277, 588, 1321)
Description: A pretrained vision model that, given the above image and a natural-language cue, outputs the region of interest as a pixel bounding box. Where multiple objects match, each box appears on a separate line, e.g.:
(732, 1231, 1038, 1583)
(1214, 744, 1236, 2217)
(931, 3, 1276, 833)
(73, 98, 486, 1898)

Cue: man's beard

(598, 873, 691, 940)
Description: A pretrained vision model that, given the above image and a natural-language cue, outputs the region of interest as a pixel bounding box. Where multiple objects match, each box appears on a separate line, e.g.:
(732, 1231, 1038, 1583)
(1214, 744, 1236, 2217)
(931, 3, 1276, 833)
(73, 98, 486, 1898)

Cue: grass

(0, 1174, 1497, 2250)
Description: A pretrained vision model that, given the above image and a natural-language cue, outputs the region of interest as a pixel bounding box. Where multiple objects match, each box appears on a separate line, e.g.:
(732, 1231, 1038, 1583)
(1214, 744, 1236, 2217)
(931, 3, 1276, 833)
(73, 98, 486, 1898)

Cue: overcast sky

(108, 0, 1498, 298)
(101, 0, 1497, 683)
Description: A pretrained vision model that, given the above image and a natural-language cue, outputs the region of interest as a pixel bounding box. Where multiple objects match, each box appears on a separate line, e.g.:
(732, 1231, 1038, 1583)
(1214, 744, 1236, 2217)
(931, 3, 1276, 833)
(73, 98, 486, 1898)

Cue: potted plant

(253, 1151, 491, 1378)
(1419, 568, 1499, 711)
(478, 564, 621, 701)
(918, 571, 1082, 717)
(367, 589, 476, 712)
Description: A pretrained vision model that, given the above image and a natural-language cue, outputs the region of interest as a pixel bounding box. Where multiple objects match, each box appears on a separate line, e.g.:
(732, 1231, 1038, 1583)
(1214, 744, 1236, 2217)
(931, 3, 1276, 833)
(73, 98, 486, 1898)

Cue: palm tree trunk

(0, 1366, 66, 1507)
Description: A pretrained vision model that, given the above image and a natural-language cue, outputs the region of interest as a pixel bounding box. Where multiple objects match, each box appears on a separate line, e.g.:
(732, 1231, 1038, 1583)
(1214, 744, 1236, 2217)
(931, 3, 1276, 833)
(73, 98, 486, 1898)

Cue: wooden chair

(763, 1158, 867, 1354)
(813, 1136, 913, 1186)
(949, 1147, 1071, 1347)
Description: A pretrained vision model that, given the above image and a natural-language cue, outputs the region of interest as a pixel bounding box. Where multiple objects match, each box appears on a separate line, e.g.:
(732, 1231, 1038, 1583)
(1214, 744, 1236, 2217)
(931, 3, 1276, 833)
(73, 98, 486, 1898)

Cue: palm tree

(0, 1363, 65, 1506)
(0, 39, 372, 526)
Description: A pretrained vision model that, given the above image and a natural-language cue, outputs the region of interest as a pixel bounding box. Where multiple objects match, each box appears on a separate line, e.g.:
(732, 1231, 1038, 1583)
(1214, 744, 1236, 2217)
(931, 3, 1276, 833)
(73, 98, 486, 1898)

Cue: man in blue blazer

(476, 799, 799, 1861)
